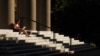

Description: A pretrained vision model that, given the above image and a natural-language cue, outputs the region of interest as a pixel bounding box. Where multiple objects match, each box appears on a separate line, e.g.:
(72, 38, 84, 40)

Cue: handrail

(31, 19, 56, 43)
(20, 17, 51, 29)
(31, 19, 51, 29)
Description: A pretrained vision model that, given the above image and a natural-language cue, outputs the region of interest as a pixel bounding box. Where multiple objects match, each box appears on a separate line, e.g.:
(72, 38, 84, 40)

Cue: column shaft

(8, 0, 15, 24)
(46, 0, 51, 31)
(31, 0, 36, 30)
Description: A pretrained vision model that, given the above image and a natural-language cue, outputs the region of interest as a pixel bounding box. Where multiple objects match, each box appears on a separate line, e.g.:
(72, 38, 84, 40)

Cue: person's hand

(22, 26, 26, 30)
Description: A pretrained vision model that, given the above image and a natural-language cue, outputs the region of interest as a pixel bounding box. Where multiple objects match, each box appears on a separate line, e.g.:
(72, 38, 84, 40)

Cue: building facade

(0, 0, 51, 31)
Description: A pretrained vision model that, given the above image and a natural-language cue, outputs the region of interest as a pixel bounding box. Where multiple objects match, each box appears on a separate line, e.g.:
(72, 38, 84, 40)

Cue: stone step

(8, 48, 50, 55)
(39, 31, 53, 34)
(10, 50, 60, 56)
(40, 52, 67, 56)
(70, 44, 95, 50)
(0, 44, 41, 51)
(71, 46, 96, 53)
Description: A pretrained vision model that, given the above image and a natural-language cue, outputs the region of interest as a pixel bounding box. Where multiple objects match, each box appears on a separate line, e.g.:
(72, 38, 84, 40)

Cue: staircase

(0, 29, 96, 56)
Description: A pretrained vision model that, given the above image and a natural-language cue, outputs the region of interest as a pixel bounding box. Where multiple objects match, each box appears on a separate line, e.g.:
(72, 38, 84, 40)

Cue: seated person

(13, 19, 30, 37)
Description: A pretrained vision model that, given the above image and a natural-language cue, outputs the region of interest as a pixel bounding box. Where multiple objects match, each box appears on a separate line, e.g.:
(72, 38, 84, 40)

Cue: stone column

(31, 0, 36, 30)
(8, 0, 15, 24)
(46, 0, 51, 31)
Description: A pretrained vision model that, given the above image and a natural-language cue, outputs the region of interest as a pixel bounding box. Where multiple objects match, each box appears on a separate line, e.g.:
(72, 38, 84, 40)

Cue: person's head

(15, 19, 20, 24)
